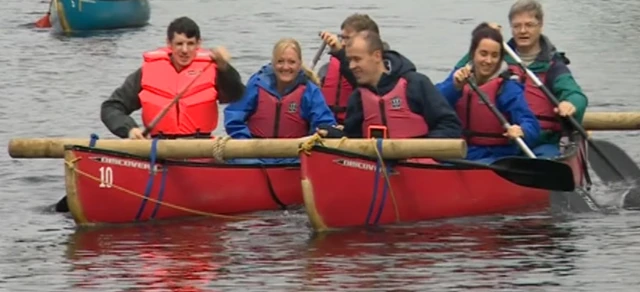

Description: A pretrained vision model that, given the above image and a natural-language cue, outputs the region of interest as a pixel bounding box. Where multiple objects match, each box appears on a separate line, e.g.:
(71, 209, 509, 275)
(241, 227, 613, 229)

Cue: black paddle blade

(54, 196, 69, 213)
(492, 157, 576, 192)
(550, 188, 603, 213)
(588, 139, 640, 183)
(586, 139, 640, 210)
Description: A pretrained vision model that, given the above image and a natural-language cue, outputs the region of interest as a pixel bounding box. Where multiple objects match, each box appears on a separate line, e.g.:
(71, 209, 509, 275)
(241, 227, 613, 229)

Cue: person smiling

(101, 17, 245, 140)
(223, 37, 337, 165)
(436, 23, 540, 164)
(331, 30, 462, 140)
(452, 0, 588, 158)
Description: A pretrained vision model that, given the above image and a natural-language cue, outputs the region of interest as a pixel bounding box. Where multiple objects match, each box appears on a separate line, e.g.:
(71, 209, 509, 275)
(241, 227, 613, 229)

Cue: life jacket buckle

(367, 125, 388, 139)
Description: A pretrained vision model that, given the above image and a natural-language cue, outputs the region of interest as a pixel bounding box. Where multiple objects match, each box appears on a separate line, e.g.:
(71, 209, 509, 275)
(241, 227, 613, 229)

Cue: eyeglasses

(510, 22, 540, 31)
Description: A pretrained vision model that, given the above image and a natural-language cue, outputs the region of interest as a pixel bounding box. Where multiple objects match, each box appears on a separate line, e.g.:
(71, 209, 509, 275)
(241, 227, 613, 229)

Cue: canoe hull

(64, 145, 302, 226)
(301, 134, 589, 232)
(49, 0, 150, 33)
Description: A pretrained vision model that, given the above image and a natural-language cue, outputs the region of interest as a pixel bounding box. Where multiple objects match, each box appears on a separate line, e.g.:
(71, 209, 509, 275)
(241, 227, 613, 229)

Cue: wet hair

(167, 17, 201, 41)
(508, 0, 544, 24)
(340, 13, 380, 34)
(468, 22, 505, 64)
(272, 38, 321, 86)
(347, 31, 385, 54)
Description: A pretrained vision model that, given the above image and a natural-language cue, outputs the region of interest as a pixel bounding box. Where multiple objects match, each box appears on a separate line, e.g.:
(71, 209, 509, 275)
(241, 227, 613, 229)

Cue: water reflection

(66, 219, 230, 291)
(303, 216, 582, 291)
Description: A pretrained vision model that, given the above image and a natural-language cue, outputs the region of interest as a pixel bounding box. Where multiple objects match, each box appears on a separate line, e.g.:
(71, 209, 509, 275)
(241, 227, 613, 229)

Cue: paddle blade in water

(588, 139, 640, 183)
(35, 14, 51, 28)
(55, 196, 68, 212)
(492, 157, 576, 192)
(585, 139, 640, 210)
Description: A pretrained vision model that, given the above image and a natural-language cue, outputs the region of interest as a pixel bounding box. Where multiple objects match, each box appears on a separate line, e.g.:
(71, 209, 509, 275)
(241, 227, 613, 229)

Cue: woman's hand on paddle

(128, 128, 149, 140)
(453, 65, 472, 90)
(209, 46, 231, 71)
(504, 125, 524, 139)
(319, 31, 342, 52)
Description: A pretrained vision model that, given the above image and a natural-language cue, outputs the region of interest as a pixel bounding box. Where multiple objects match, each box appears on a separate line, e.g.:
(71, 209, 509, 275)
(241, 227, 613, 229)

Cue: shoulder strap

(496, 69, 517, 96)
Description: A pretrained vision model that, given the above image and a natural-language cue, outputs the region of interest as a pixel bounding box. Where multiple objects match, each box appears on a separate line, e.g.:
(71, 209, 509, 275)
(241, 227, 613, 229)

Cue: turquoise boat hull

(49, 0, 150, 33)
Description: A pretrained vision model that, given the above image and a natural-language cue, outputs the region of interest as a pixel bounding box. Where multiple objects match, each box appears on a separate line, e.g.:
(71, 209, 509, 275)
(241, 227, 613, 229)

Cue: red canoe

(300, 134, 590, 232)
(64, 145, 301, 226)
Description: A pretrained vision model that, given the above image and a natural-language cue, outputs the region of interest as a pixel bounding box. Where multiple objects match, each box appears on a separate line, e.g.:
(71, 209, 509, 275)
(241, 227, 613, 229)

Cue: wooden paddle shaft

(8, 137, 467, 160)
(583, 112, 640, 131)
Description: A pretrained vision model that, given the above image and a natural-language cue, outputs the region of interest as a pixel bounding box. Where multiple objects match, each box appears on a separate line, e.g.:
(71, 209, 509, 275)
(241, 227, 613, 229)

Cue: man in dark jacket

(336, 31, 462, 139)
(100, 17, 245, 139)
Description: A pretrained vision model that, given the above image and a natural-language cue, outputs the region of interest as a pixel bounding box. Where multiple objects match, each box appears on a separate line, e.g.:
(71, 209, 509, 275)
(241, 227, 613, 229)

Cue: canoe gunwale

(305, 132, 583, 170)
(63, 145, 300, 169)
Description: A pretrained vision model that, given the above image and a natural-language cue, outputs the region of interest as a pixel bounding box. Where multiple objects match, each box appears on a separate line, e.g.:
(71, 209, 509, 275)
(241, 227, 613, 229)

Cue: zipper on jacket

(273, 101, 282, 137)
(378, 99, 388, 128)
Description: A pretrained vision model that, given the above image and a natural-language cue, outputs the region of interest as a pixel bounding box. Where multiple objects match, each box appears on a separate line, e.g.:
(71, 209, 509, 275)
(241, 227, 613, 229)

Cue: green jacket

(453, 35, 588, 146)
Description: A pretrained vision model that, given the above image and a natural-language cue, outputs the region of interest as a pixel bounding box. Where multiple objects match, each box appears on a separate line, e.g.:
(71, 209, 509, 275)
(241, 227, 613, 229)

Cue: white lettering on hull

(89, 156, 163, 172)
(333, 159, 398, 175)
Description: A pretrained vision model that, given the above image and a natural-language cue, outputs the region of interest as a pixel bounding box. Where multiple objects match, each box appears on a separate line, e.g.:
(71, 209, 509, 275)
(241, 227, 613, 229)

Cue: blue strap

(150, 165, 169, 219)
(373, 139, 390, 225)
(364, 138, 383, 226)
(373, 175, 390, 225)
(135, 138, 159, 221)
(89, 133, 99, 147)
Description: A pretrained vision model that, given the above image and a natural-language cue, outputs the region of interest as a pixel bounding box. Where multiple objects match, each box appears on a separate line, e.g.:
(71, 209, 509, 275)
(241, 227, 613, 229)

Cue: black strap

(260, 166, 287, 210)
(152, 130, 211, 139)
(330, 105, 347, 113)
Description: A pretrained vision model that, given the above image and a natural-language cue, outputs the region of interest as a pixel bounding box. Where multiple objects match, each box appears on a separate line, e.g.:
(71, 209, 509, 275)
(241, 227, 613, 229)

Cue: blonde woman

(224, 38, 337, 164)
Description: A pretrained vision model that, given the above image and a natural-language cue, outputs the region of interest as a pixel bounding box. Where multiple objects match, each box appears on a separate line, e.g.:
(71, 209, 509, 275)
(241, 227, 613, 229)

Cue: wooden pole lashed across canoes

(7, 137, 467, 160)
(583, 112, 640, 131)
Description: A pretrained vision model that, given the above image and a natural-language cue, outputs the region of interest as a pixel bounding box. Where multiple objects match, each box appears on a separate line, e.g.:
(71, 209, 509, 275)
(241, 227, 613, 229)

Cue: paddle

(441, 156, 574, 191)
(465, 77, 601, 208)
(588, 139, 640, 183)
(456, 78, 575, 192)
(503, 44, 631, 185)
(310, 41, 328, 71)
(34, 0, 52, 28)
(587, 139, 640, 209)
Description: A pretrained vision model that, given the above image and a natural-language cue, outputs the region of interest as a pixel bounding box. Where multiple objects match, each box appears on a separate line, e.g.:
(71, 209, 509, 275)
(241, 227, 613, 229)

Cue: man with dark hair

(317, 13, 388, 124)
(324, 31, 462, 139)
(101, 16, 245, 139)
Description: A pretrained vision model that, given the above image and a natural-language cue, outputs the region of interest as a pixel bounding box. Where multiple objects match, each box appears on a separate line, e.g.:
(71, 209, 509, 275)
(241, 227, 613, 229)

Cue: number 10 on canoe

(99, 166, 114, 188)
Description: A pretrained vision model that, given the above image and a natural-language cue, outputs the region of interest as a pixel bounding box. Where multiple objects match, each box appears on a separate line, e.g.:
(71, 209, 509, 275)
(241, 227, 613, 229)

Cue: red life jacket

(360, 78, 429, 138)
(455, 76, 510, 146)
(139, 47, 218, 138)
(247, 85, 309, 138)
(508, 63, 562, 132)
(320, 56, 353, 123)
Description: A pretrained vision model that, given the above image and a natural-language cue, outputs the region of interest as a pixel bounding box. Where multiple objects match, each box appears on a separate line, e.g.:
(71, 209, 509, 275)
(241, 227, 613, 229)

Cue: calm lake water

(2, 0, 640, 291)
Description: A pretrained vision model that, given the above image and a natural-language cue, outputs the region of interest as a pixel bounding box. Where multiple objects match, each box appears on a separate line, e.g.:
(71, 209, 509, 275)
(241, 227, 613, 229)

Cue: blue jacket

(342, 50, 462, 139)
(224, 63, 336, 164)
(436, 69, 541, 162)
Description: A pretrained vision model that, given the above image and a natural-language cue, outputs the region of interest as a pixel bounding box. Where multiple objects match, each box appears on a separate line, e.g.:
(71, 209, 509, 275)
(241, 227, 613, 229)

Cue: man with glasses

(450, 0, 588, 158)
(317, 13, 386, 124)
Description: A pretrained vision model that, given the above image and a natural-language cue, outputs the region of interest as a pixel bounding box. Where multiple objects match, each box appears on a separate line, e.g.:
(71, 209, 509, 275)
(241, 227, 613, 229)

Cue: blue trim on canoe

(53, 0, 150, 32)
